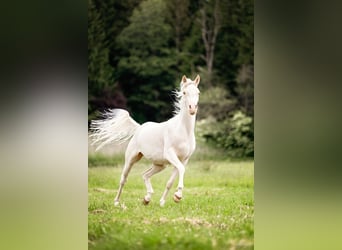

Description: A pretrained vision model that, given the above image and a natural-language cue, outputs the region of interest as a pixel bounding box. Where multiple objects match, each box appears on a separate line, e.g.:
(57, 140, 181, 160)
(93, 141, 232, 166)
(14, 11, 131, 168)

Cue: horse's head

(180, 75, 200, 116)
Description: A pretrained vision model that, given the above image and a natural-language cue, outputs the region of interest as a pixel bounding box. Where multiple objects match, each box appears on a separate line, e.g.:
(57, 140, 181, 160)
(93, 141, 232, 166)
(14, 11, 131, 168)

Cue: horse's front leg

(160, 167, 178, 206)
(165, 151, 186, 203)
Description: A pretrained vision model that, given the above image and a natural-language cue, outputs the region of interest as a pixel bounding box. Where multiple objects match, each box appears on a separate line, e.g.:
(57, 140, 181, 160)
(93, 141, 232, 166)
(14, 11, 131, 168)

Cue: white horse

(90, 75, 200, 206)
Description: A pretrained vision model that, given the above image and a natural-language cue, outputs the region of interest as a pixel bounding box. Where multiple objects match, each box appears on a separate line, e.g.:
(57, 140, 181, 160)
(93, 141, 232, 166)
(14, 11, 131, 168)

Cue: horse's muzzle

(189, 105, 198, 115)
(189, 109, 197, 115)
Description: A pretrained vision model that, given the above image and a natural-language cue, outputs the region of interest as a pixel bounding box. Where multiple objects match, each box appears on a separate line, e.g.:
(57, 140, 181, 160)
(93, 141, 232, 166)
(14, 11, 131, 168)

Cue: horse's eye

(183, 91, 186, 95)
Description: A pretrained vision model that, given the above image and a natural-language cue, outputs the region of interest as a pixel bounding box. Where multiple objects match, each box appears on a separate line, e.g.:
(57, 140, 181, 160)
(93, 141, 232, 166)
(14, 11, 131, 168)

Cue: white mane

(172, 89, 183, 116)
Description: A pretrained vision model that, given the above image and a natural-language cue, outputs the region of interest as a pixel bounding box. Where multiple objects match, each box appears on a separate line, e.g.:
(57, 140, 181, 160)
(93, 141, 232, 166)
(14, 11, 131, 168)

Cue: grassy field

(88, 149, 254, 250)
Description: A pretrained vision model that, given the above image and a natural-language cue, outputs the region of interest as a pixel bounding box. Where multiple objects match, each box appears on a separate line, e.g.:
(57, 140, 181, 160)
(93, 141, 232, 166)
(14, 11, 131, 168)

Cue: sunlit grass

(88, 156, 254, 250)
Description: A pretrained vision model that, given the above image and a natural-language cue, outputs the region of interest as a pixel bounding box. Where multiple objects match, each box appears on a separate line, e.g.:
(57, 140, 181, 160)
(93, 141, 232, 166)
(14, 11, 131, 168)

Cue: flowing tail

(90, 109, 140, 151)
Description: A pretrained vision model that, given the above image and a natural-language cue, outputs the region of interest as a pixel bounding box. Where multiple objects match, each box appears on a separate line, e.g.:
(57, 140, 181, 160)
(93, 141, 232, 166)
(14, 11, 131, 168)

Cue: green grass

(88, 153, 124, 167)
(88, 156, 254, 250)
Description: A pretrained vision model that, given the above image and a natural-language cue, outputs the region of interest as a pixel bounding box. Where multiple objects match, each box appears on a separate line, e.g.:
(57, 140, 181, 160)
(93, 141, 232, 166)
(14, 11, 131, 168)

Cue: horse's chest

(172, 136, 195, 159)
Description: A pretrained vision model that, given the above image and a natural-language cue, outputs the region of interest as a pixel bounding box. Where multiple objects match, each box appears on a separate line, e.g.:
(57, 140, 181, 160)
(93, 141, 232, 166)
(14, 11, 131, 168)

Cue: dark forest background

(88, 0, 253, 157)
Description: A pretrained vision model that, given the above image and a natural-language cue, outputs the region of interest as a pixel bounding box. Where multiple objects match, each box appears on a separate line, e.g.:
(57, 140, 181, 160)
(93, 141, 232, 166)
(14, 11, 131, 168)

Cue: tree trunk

(200, 0, 221, 87)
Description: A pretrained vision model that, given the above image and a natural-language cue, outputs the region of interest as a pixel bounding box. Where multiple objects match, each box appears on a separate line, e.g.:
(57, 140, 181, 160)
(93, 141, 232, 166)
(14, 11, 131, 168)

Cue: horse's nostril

(189, 105, 191, 109)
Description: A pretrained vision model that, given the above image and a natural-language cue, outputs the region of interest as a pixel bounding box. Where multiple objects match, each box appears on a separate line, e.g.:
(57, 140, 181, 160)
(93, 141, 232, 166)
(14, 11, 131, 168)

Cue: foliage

(197, 111, 254, 158)
(88, 0, 143, 119)
(88, 0, 119, 121)
(165, 0, 191, 51)
(88, 160, 254, 249)
(235, 64, 254, 116)
(88, 0, 254, 156)
(215, 0, 254, 94)
(116, 0, 178, 122)
(88, 0, 114, 95)
(197, 86, 236, 121)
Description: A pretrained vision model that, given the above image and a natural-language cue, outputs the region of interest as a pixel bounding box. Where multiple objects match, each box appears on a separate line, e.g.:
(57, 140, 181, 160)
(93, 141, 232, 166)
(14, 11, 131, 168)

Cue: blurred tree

(198, 0, 221, 87)
(215, 0, 253, 101)
(88, 0, 116, 120)
(88, 0, 142, 120)
(165, 0, 197, 76)
(236, 64, 254, 116)
(87, 0, 254, 158)
(93, 0, 143, 67)
(165, 0, 191, 52)
(117, 0, 177, 122)
(88, 0, 113, 94)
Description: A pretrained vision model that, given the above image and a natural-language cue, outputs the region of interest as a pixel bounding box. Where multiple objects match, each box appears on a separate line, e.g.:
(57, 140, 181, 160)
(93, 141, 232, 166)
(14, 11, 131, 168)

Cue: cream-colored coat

(90, 75, 200, 206)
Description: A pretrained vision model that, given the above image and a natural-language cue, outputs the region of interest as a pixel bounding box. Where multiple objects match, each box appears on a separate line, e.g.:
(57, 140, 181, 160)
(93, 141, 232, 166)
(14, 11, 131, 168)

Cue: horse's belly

(135, 122, 166, 162)
(142, 150, 167, 164)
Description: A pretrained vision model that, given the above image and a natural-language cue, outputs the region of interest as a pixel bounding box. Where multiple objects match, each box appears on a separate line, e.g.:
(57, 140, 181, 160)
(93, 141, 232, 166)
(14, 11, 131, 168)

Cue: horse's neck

(177, 109, 196, 135)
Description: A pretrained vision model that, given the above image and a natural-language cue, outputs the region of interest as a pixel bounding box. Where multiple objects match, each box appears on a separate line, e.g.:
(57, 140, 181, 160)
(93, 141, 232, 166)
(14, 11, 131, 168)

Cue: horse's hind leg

(114, 150, 142, 206)
(142, 164, 165, 205)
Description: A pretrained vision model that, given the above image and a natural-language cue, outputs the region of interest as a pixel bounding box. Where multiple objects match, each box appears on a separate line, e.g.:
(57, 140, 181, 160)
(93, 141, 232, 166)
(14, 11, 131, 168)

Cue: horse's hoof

(160, 200, 165, 207)
(142, 198, 150, 205)
(173, 194, 182, 203)
(114, 200, 120, 207)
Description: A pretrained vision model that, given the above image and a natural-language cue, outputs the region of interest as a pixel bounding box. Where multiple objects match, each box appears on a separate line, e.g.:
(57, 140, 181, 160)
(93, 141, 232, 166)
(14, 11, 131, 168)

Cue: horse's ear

(194, 75, 200, 86)
(182, 75, 187, 83)
(181, 75, 187, 89)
